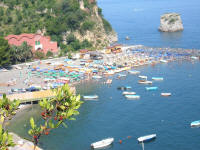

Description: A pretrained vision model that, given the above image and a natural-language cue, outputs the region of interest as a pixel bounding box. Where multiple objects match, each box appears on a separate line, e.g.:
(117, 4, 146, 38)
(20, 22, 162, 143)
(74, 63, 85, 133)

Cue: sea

(7, 0, 200, 150)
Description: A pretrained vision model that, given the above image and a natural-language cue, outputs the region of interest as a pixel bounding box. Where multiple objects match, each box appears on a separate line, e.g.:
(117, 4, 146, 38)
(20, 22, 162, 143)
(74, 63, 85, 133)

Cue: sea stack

(159, 13, 184, 32)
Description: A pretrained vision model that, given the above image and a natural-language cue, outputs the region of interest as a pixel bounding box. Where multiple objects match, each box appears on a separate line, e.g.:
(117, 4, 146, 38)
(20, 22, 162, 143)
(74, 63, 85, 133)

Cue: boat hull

(137, 134, 156, 143)
(91, 138, 114, 149)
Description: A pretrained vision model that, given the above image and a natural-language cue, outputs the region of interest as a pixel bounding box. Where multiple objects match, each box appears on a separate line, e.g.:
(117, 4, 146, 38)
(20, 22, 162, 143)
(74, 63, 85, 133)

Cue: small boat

(138, 80, 153, 84)
(138, 75, 147, 80)
(83, 95, 99, 100)
(137, 134, 156, 143)
(161, 93, 171, 96)
(152, 77, 164, 81)
(125, 36, 130, 40)
(92, 76, 102, 79)
(191, 120, 200, 127)
(118, 74, 127, 78)
(122, 91, 136, 95)
(125, 95, 140, 99)
(160, 60, 168, 63)
(128, 70, 140, 75)
(125, 86, 132, 89)
(145, 87, 158, 91)
(106, 79, 112, 84)
(91, 138, 114, 149)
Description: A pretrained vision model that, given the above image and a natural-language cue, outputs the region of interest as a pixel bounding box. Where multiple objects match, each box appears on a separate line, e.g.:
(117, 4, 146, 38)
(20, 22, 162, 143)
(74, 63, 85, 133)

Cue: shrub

(34, 51, 45, 59)
(46, 51, 53, 58)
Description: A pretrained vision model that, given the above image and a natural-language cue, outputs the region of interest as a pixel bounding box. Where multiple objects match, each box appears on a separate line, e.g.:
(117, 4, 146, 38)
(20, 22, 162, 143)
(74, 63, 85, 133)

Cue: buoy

(127, 136, 131, 139)
(119, 140, 122, 144)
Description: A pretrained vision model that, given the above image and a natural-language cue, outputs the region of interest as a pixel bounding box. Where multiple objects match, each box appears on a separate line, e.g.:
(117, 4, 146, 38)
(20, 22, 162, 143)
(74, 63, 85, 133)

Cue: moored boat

(161, 93, 171, 96)
(138, 75, 147, 80)
(83, 95, 99, 100)
(128, 70, 140, 75)
(122, 91, 136, 95)
(138, 80, 152, 84)
(91, 137, 114, 149)
(137, 134, 156, 143)
(125, 95, 140, 99)
(191, 120, 200, 127)
(145, 87, 158, 91)
(152, 77, 164, 81)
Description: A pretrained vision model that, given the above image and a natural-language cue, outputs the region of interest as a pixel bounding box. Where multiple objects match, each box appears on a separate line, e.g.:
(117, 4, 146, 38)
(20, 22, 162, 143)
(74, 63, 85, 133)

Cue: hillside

(0, 0, 117, 51)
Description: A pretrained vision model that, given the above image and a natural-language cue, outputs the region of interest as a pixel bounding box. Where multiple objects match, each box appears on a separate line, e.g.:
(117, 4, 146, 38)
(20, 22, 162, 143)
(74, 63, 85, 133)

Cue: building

(107, 44, 122, 54)
(5, 34, 58, 54)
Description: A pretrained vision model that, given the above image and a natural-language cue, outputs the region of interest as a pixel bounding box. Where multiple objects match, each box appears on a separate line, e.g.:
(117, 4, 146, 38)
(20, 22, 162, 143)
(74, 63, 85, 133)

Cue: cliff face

(65, 0, 118, 49)
(159, 13, 184, 32)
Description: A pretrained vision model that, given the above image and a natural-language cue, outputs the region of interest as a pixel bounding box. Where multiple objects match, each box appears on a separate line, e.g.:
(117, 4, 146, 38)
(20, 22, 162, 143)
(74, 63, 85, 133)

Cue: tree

(10, 42, 32, 64)
(0, 94, 20, 150)
(34, 51, 45, 60)
(46, 51, 53, 58)
(0, 37, 11, 67)
(28, 84, 83, 149)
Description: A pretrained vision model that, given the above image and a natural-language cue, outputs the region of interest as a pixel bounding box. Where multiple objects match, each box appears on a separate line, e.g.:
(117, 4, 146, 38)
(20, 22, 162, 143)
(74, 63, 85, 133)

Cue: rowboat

(137, 134, 156, 143)
(152, 77, 164, 81)
(83, 95, 99, 100)
(138, 80, 152, 84)
(138, 75, 147, 80)
(145, 87, 158, 91)
(125, 95, 140, 99)
(191, 120, 200, 127)
(128, 70, 140, 75)
(161, 93, 171, 96)
(160, 59, 168, 63)
(91, 138, 114, 149)
(122, 91, 136, 95)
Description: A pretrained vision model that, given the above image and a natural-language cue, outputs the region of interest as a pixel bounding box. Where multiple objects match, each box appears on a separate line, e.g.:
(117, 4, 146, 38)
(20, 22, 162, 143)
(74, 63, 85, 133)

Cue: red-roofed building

(5, 34, 58, 54)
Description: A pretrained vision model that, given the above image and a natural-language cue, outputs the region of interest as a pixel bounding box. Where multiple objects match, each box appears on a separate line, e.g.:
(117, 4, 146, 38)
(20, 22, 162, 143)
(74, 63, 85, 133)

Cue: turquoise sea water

(8, 61, 200, 150)
(98, 0, 200, 49)
(7, 1, 200, 149)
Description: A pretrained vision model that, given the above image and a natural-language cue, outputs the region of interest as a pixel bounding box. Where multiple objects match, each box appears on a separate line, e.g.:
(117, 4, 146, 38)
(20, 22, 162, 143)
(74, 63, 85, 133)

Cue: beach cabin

(80, 49, 89, 59)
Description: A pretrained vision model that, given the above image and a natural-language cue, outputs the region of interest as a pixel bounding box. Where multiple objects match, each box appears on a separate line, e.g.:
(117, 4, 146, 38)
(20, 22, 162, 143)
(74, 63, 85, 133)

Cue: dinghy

(91, 138, 114, 149)
(161, 93, 171, 96)
(191, 120, 200, 127)
(128, 70, 140, 75)
(152, 77, 164, 81)
(138, 80, 152, 84)
(145, 87, 158, 91)
(122, 91, 136, 95)
(137, 134, 156, 143)
(83, 95, 99, 100)
(125, 95, 140, 99)
(138, 75, 147, 80)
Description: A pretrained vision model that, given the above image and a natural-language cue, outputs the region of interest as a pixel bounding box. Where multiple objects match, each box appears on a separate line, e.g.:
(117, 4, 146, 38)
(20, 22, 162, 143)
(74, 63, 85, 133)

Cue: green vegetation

(0, 94, 20, 150)
(46, 50, 53, 58)
(0, 0, 112, 49)
(34, 51, 45, 60)
(0, 37, 11, 67)
(10, 42, 33, 64)
(28, 84, 83, 149)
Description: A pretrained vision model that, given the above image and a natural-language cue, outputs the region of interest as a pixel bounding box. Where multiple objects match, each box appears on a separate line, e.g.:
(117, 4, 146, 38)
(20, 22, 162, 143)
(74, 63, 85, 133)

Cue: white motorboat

(125, 95, 140, 99)
(161, 93, 171, 96)
(138, 80, 152, 84)
(128, 70, 140, 75)
(122, 91, 136, 95)
(138, 75, 147, 80)
(191, 120, 200, 127)
(91, 138, 114, 149)
(83, 95, 99, 100)
(152, 77, 164, 81)
(137, 134, 156, 143)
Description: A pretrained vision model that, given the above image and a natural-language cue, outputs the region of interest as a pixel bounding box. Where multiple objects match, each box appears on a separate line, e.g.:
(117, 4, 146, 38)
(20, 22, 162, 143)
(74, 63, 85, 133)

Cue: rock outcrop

(67, 0, 118, 49)
(159, 13, 184, 32)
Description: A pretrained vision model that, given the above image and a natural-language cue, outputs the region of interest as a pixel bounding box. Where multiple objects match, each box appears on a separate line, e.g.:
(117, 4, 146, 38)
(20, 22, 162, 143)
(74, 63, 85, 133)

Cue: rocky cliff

(159, 13, 184, 32)
(65, 0, 118, 49)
